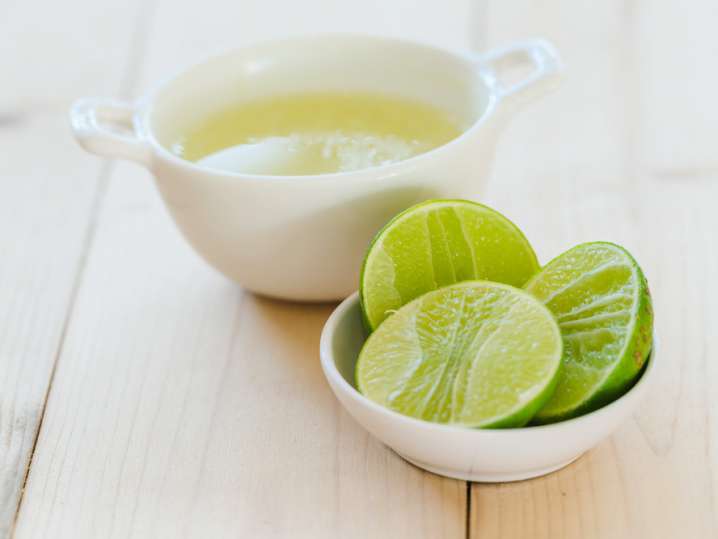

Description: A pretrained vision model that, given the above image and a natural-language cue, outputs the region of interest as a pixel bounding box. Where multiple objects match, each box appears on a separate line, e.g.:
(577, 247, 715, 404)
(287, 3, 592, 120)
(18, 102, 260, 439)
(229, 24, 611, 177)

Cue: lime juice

(171, 92, 464, 175)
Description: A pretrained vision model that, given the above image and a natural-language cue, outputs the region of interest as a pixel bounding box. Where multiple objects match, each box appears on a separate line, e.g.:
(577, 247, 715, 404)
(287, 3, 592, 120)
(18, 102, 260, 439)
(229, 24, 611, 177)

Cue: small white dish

(320, 292, 656, 482)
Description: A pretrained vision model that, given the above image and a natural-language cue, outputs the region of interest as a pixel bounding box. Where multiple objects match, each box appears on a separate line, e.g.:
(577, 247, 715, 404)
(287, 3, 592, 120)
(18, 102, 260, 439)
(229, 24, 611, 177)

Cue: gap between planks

(464, 1, 489, 534)
(9, 161, 113, 538)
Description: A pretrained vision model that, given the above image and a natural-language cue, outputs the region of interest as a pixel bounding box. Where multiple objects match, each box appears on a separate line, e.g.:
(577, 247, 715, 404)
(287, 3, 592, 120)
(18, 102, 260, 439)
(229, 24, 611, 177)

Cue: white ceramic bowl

(320, 292, 655, 482)
(71, 34, 561, 301)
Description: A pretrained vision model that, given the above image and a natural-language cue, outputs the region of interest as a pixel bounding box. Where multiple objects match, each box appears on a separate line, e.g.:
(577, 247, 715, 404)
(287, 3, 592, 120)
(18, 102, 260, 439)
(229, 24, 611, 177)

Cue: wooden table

(2, 1, 716, 537)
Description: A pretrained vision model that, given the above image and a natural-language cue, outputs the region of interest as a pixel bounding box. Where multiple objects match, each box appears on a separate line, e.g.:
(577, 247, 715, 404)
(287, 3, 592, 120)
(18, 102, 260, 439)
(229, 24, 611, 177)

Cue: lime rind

(359, 199, 540, 332)
(524, 241, 653, 423)
(356, 281, 563, 428)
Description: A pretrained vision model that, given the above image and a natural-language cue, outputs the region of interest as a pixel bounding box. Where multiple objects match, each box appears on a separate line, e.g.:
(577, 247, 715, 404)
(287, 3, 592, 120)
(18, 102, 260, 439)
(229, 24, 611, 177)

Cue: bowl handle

(70, 98, 151, 165)
(477, 39, 563, 108)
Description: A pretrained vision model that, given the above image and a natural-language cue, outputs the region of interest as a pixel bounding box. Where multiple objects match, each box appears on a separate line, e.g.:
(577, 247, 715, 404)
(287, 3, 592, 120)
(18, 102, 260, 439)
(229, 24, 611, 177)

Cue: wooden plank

(472, 1, 718, 538)
(14, 1, 475, 537)
(0, 0, 144, 535)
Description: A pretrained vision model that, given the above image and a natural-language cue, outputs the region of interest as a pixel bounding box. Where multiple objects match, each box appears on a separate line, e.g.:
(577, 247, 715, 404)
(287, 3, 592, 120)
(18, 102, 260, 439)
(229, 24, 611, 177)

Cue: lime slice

(360, 199, 539, 331)
(524, 242, 653, 423)
(356, 281, 562, 428)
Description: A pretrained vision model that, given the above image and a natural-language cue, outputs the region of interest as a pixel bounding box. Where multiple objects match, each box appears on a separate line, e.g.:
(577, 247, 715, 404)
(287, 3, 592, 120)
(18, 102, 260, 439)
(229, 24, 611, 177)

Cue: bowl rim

(320, 291, 656, 436)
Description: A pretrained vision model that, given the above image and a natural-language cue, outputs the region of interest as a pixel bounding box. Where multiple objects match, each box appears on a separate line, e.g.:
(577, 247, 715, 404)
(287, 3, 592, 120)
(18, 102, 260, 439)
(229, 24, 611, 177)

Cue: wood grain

(6, 0, 718, 537)
(0, 0, 144, 535)
(12, 1, 474, 537)
(472, 1, 718, 538)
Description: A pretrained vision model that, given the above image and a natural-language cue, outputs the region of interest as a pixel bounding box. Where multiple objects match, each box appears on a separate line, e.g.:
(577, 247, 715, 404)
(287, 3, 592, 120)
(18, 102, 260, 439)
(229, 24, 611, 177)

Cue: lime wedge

(360, 199, 539, 331)
(524, 242, 653, 423)
(356, 281, 562, 428)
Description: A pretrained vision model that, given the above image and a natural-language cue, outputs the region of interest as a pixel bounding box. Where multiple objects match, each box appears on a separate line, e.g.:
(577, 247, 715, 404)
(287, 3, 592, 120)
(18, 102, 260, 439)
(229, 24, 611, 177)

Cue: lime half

(356, 281, 562, 428)
(524, 242, 653, 423)
(360, 199, 539, 331)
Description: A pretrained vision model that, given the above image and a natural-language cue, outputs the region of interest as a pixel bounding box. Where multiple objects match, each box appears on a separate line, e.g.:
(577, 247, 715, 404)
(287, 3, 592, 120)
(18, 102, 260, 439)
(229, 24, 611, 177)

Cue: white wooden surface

(473, 2, 718, 538)
(0, 0, 144, 535)
(2, 0, 717, 538)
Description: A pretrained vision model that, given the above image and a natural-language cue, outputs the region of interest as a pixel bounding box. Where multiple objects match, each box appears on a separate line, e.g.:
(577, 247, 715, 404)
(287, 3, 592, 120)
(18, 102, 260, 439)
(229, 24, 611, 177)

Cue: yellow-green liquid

(172, 92, 464, 175)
